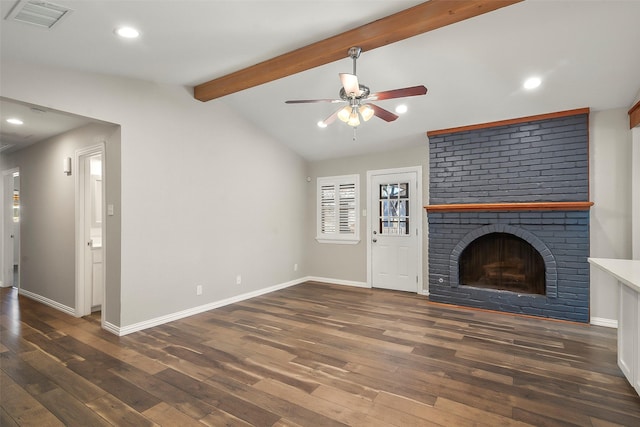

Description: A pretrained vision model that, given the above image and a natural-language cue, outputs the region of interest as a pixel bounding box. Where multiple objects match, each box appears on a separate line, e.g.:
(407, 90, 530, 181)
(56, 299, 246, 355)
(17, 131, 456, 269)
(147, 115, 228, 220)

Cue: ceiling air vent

(6, 0, 73, 29)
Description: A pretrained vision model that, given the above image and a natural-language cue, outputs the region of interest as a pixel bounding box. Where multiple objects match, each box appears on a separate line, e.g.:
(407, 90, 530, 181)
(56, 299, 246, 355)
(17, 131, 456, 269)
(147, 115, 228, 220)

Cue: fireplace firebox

(459, 232, 545, 295)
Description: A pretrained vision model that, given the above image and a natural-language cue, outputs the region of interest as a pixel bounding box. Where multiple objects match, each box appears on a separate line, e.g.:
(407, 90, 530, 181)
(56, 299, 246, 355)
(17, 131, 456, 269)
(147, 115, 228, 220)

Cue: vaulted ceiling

(2, 0, 639, 160)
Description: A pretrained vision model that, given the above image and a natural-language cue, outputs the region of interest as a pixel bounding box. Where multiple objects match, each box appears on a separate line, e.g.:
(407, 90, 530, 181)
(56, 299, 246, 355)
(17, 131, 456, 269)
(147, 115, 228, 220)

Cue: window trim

(316, 174, 360, 244)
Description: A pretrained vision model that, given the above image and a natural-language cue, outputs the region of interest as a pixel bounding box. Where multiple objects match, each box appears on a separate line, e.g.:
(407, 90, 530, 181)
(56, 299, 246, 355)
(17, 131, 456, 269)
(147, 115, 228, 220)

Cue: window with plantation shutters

(316, 174, 360, 244)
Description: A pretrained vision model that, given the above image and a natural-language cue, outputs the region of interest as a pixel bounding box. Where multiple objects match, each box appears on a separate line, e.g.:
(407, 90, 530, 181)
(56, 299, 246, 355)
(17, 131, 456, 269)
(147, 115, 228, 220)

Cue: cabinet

(589, 258, 640, 396)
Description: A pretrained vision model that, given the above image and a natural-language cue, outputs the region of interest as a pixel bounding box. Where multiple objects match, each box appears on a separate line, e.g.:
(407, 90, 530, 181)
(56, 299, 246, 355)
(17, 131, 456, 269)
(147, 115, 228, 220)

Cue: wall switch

(196, 285, 203, 295)
(236, 275, 242, 285)
(294, 263, 298, 272)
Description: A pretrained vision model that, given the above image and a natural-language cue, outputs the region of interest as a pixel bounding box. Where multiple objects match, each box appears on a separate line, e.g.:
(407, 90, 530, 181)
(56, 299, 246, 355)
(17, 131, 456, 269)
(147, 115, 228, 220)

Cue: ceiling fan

(285, 47, 427, 128)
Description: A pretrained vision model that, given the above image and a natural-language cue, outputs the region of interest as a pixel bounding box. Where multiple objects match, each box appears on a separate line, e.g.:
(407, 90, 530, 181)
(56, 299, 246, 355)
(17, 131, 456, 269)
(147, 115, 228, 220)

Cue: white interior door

(369, 169, 421, 292)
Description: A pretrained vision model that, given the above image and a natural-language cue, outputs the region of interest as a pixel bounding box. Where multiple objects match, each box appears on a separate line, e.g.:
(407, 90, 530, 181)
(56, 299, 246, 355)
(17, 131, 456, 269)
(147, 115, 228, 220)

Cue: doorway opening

(76, 145, 105, 320)
(2, 168, 20, 289)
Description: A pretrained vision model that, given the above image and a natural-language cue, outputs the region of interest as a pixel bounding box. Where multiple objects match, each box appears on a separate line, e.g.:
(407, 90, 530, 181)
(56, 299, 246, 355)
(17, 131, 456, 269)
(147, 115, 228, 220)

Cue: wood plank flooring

(1, 282, 639, 426)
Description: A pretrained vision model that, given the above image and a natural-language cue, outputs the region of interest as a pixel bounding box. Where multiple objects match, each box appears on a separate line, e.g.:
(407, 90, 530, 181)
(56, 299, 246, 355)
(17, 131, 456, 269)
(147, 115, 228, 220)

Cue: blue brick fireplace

(426, 109, 591, 322)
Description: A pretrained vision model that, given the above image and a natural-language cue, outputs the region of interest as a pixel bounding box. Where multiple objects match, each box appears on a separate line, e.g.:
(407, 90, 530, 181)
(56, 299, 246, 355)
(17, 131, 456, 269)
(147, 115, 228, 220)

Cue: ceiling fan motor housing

(340, 85, 370, 102)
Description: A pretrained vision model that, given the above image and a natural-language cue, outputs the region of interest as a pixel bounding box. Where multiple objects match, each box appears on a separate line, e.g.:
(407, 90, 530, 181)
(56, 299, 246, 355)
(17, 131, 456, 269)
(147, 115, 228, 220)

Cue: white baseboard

(14, 277, 368, 337)
(19, 288, 75, 317)
(102, 320, 120, 335)
(304, 276, 369, 288)
(115, 277, 308, 336)
(590, 317, 618, 328)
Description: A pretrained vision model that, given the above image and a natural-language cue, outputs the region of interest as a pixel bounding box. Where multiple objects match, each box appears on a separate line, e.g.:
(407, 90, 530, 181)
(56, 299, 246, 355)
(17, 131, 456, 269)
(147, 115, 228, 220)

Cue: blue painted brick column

(427, 112, 590, 322)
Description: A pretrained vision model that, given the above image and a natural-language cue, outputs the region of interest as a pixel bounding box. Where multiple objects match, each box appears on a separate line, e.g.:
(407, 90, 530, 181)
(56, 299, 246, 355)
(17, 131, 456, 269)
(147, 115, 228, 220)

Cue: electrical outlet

(196, 285, 203, 295)
(236, 275, 242, 285)
(294, 263, 298, 272)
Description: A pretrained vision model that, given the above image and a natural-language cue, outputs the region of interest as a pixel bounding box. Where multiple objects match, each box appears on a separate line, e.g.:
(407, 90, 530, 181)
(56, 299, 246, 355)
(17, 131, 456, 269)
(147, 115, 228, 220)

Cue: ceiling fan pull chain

(353, 127, 357, 141)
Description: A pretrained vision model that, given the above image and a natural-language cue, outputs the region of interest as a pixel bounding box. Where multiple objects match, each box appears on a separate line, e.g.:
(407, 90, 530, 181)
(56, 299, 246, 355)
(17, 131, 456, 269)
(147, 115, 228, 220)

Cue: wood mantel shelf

(424, 201, 594, 212)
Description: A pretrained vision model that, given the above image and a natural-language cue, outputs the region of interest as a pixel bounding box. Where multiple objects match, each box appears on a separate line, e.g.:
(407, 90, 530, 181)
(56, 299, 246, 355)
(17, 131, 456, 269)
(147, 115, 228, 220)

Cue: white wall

(589, 108, 634, 324)
(1, 60, 308, 329)
(631, 89, 640, 260)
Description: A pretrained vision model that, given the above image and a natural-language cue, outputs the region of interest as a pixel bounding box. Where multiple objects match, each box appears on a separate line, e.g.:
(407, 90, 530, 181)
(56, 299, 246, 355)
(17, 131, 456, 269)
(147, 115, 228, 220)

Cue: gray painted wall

(2, 60, 308, 329)
(589, 108, 633, 323)
(306, 145, 429, 289)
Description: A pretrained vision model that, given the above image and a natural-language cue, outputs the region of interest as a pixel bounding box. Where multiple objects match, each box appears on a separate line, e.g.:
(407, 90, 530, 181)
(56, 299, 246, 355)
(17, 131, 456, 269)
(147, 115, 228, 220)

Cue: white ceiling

(1, 0, 639, 160)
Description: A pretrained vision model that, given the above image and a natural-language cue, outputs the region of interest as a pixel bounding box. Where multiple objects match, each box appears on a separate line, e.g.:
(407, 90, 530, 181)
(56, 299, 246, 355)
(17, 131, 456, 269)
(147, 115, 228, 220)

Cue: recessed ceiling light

(6, 118, 24, 125)
(395, 104, 408, 114)
(524, 77, 542, 90)
(115, 26, 140, 39)
(317, 121, 327, 128)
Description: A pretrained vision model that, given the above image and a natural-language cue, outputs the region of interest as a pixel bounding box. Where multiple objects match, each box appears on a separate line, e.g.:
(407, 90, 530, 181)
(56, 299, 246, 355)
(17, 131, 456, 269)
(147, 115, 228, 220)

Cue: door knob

(373, 238, 377, 243)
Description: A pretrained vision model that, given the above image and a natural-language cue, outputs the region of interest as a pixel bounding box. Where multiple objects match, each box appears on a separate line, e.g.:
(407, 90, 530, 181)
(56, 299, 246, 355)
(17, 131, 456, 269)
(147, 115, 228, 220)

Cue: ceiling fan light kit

(286, 47, 427, 130)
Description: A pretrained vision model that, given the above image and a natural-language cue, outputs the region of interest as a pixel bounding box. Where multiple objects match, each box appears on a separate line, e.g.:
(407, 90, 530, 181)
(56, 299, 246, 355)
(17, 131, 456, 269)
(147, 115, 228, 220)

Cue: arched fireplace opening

(459, 232, 546, 295)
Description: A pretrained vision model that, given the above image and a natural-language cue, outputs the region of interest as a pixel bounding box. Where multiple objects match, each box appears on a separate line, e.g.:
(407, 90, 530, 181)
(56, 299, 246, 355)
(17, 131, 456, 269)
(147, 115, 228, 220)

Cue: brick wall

(427, 112, 590, 322)
(429, 113, 589, 204)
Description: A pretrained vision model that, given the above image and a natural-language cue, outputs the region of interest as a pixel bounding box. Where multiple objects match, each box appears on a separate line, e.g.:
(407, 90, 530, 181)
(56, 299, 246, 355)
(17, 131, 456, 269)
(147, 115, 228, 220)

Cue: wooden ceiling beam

(193, 0, 523, 102)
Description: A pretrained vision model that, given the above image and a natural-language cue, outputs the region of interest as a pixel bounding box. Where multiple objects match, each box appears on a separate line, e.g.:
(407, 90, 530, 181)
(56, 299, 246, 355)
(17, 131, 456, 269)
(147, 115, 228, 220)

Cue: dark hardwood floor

(1, 282, 639, 426)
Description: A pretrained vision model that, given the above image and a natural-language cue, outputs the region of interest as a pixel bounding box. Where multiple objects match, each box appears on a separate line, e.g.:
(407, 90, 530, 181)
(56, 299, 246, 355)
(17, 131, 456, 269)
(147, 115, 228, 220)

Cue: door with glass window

(370, 171, 419, 292)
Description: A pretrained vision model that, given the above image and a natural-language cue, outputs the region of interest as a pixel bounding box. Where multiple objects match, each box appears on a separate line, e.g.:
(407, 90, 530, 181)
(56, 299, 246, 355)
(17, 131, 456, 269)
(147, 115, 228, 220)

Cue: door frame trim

(366, 166, 423, 292)
(1, 167, 20, 288)
(75, 143, 105, 321)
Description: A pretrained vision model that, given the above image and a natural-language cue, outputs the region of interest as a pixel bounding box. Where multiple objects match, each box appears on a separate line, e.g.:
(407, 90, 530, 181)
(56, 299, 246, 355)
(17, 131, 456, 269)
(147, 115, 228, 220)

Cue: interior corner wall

(0, 160, 9, 287)
(305, 144, 429, 288)
(104, 126, 122, 326)
(1, 60, 308, 329)
(589, 108, 633, 323)
(632, 126, 640, 261)
(1, 123, 119, 311)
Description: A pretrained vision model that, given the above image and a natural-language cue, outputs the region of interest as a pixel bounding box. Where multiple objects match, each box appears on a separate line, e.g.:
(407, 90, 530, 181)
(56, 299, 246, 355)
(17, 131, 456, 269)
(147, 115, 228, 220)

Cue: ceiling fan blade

(369, 85, 427, 101)
(368, 103, 399, 122)
(285, 99, 342, 104)
(321, 108, 342, 126)
(339, 73, 361, 97)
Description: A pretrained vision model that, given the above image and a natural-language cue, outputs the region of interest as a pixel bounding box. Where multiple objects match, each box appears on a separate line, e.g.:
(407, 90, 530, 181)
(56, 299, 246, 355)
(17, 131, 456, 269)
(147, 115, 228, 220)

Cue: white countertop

(589, 258, 640, 293)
